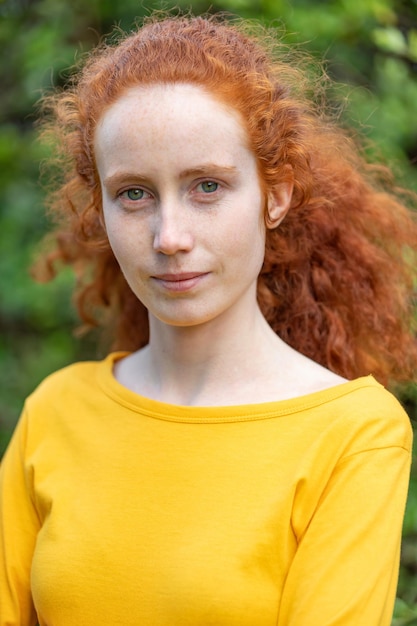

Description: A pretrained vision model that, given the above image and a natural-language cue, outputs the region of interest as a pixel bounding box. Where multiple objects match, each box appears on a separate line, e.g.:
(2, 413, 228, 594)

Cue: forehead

(94, 83, 251, 156)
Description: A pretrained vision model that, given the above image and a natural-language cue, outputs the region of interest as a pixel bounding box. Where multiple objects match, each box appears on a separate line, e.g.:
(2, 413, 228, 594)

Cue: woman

(1, 14, 416, 626)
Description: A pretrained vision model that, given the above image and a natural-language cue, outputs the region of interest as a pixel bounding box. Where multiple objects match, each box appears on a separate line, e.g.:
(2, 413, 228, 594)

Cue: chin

(149, 304, 227, 329)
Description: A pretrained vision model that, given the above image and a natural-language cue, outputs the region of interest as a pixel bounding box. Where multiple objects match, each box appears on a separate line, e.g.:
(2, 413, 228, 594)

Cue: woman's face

(95, 83, 290, 330)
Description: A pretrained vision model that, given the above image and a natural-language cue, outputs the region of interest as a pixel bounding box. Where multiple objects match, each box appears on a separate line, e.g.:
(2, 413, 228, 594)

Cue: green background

(0, 0, 416, 622)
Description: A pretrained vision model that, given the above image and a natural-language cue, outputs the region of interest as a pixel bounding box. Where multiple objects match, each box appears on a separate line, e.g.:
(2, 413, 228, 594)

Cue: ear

(265, 171, 293, 229)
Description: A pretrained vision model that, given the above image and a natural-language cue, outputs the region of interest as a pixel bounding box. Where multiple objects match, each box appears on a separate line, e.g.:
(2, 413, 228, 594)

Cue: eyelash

(119, 188, 152, 202)
(195, 181, 219, 194)
(117, 179, 222, 206)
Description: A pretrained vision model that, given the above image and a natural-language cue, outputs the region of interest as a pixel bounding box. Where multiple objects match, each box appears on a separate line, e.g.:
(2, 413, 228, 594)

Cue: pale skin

(94, 83, 346, 406)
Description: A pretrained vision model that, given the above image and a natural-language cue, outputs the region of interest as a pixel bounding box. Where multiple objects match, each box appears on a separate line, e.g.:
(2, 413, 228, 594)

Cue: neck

(115, 297, 347, 405)
(132, 302, 282, 405)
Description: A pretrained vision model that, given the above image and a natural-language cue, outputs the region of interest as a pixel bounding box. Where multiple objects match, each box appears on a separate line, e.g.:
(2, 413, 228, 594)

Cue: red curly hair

(37, 13, 417, 384)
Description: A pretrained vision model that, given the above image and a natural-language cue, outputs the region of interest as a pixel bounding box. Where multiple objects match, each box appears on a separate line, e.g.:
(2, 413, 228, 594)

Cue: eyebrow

(102, 164, 239, 190)
(179, 164, 238, 179)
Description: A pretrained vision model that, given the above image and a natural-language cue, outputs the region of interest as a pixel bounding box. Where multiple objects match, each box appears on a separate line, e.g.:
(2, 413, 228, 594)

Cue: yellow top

(0, 352, 412, 626)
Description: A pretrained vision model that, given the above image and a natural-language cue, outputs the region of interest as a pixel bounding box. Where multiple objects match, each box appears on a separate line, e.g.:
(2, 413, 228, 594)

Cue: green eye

(200, 181, 218, 193)
(126, 188, 145, 200)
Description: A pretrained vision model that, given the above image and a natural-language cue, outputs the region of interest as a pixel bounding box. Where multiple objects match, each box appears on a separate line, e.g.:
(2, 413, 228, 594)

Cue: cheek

(102, 216, 136, 268)
(225, 200, 266, 261)
(103, 219, 123, 254)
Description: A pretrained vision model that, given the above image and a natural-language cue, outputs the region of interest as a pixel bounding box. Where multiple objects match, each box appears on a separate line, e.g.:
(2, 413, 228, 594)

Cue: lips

(151, 272, 209, 293)
(152, 272, 207, 293)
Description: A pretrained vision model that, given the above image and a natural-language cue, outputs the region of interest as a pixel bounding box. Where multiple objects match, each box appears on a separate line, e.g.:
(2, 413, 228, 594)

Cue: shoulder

(286, 345, 411, 445)
(316, 377, 413, 456)
(13, 354, 124, 450)
(27, 359, 102, 403)
(277, 347, 412, 452)
(23, 352, 123, 419)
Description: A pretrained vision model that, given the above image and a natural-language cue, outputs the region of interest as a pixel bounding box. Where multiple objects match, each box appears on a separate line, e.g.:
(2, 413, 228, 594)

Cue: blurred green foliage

(0, 0, 416, 619)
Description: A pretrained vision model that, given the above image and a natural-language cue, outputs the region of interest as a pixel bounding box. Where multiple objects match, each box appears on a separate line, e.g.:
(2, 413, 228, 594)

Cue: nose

(153, 200, 194, 255)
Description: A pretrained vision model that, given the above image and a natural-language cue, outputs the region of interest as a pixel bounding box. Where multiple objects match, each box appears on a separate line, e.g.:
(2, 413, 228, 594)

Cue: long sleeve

(278, 442, 411, 625)
(0, 408, 39, 626)
(0, 357, 412, 626)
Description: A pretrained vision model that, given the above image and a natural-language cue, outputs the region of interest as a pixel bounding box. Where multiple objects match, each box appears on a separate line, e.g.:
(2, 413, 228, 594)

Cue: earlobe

(266, 179, 293, 229)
